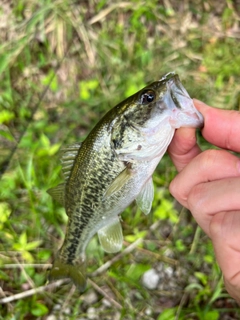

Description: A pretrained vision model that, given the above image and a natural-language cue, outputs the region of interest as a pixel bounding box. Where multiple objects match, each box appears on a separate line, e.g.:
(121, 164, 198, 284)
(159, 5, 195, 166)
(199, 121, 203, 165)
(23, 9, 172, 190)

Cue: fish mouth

(167, 75, 204, 129)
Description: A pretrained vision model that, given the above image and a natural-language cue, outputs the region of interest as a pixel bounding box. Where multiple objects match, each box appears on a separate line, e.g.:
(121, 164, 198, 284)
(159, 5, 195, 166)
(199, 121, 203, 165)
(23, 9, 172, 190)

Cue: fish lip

(160, 71, 176, 82)
(168, 75, 189, 103)
(167, 76, 204, 128)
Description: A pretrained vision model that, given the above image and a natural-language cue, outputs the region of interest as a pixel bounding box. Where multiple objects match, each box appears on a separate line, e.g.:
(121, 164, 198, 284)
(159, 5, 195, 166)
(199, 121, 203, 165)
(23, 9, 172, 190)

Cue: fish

(47, 72, 203, 292)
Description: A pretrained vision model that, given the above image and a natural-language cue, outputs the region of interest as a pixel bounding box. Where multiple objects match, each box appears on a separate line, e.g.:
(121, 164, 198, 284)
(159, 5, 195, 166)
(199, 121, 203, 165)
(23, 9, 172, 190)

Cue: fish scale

(47, 72, 203, 291)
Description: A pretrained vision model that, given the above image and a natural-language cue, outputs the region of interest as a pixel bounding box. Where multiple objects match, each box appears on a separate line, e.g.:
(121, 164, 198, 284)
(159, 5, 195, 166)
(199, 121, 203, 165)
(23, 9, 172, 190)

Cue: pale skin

(168, 99, 240, 303)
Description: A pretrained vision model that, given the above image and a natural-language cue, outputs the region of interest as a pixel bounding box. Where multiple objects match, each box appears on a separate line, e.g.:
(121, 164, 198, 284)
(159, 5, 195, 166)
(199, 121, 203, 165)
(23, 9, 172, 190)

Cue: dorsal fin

(47, 183, 65, 206)
(60, 142, 82, 181)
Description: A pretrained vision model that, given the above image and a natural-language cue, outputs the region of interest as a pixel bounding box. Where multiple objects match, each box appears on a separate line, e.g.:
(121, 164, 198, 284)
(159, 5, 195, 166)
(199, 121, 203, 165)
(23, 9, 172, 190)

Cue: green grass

(0, 0, 240, 319)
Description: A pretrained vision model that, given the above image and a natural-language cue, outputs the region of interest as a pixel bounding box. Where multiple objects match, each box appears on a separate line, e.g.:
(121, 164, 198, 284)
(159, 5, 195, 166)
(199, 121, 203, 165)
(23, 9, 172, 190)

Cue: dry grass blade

(13, 257, 35, 289)
(0, 279, 69, 304)
(88, 2, 134, 25)
(88, 279, 122, 310)
(2, 264, 52, 269)
(59, 284, 76, 313)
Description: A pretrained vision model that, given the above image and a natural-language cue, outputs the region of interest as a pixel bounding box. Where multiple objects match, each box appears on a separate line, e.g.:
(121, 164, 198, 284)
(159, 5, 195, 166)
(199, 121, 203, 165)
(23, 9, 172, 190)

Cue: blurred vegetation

(0, 0, 240, 319)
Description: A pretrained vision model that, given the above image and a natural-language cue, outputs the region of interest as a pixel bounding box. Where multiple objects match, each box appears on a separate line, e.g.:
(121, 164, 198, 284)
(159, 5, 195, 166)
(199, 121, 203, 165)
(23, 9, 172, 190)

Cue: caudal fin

(49, 258, 87, 292)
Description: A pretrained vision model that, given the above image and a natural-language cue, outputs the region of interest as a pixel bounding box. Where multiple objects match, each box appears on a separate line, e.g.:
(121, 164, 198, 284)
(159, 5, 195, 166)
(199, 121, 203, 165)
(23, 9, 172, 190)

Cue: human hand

(168, 99, 240, 303)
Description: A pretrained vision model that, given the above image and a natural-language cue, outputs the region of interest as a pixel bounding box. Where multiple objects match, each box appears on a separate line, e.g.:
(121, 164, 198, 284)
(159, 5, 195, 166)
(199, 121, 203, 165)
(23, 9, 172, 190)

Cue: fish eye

(140, 90, 156, 105)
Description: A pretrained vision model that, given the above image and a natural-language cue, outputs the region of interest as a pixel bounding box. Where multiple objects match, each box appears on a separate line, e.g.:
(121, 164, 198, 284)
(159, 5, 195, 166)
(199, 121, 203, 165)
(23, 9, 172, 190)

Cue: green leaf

(19, 232, 27, 246)
(126, 263, 150, 281)
(0, 129, 14, 141)
(25, 240, 42, 251)
(0, 53, 10, 74)
(48, 143, 61, 155)
(31, 302, 49, 316)
(203, 310, 219, 320)
(0, 202, 11, 230)
(194, 271, 208, 286)
(40, 133, 50, 148)
(79, 79, 99, 100)
(0, 110, 15, 124)
(41, 70, 58, 92)
(204, 254, 214, 264)
(154, 198, 178, 223)
(175, 239, 186, 252)
(157, 308, 176, 320)
(125, 230, 146, 243)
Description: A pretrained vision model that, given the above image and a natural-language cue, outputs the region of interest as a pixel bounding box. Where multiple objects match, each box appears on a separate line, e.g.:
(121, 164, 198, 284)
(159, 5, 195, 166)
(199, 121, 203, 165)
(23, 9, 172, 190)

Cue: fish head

(119, 72, 203, 131)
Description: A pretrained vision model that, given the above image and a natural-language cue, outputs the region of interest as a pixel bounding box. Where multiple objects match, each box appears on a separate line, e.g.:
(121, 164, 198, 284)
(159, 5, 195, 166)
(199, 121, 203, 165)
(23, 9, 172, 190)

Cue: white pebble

(142, 269, 160, 290)
(102, 298, 112, 307)
(63, 307, 71, 315)
(84, 290, 98, 304)
(165, 266, 174, 277)
(87, 307, 97, 320)
(46, 316, 57, 320)
(145, 307, 152, 316)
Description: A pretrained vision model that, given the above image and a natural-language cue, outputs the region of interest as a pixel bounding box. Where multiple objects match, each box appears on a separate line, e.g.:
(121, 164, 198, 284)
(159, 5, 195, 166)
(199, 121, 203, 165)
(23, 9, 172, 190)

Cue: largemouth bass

(48, 72, 203, 291)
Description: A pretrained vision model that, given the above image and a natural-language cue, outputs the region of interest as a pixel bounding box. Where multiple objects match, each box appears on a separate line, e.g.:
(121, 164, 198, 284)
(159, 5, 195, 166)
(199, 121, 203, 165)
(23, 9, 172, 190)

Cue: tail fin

(49, 258, 87, 292)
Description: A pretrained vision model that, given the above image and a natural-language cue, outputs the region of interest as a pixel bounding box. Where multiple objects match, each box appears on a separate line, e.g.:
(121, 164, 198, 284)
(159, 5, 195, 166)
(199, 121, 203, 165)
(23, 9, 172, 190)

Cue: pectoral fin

(136, 178, 154, 215)
(98, 218, 123, 253)
(103, 167, 132, 199)
(47, 183, 65, 206)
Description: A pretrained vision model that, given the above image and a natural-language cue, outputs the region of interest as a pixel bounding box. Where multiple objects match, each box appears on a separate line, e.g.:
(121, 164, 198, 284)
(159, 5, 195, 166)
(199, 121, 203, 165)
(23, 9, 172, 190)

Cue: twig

(135, 246, 178, 266)
(0, 279, 69, 304)
(189, 226, 201, 255)
(175, 291, 189, 320)
(2, 264, 52, 269)
(60, 284, 76, 313)
(88, 279, 122, 310)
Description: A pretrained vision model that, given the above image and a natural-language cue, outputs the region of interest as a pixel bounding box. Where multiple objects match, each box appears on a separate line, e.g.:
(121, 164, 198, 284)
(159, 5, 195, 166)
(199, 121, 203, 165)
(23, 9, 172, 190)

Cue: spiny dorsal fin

(47, 183, 65, 206)
(98, 217, 123, 253)
(60, 142, 82, 181)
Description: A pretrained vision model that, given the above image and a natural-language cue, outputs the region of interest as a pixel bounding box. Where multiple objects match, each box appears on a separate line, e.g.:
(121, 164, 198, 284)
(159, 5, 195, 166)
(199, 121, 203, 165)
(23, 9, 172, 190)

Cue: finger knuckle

(198, 149, 219, 172)
(169, 179, 182, 200)
(188, 184, 206, 214)
(209, 212, 225, 239)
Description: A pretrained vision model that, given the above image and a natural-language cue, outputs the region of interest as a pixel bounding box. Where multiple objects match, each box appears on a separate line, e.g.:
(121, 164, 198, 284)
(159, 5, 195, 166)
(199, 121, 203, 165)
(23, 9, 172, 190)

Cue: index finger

(168, 127, 201, 172)
(194, 99, 240, 152)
